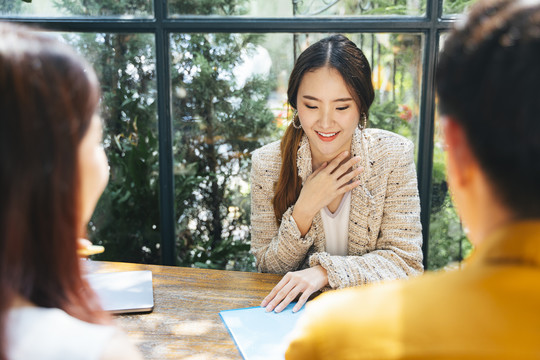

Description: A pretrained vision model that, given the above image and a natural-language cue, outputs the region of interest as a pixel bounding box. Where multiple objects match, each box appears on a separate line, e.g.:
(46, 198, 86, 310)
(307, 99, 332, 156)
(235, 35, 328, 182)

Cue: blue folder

(219, 303, 305, 360)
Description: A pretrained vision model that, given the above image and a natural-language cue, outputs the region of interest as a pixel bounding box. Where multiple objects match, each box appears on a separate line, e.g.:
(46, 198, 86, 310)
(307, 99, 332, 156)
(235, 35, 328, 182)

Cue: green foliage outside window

(67, 31, 162, 264)
(443, 0, 474, 15)
(170, 31, 276, 271)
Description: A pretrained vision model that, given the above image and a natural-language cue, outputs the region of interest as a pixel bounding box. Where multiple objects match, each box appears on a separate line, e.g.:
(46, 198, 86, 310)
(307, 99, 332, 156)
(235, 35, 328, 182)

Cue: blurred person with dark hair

(0, 23, 142, 360)
(286, 0, 540, 358)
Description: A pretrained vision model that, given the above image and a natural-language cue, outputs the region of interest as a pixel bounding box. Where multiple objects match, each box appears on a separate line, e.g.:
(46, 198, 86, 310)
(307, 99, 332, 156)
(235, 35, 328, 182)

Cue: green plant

(170, 30, 276, 271)
(57, 29, 162, 263)
(369, 100, 413, 139)
(0, 1, 23, 11)
(444, 0, 475, 14)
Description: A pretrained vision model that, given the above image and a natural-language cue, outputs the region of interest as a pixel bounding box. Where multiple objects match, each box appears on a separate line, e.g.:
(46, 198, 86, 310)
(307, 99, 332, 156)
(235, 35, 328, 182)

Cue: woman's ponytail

(272, 116, 303, 225)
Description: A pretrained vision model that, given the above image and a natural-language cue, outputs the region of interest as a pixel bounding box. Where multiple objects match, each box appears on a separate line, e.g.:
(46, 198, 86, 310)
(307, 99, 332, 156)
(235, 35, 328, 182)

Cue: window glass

(428, 111, 472, 270)
(58, 32, 160, 263)
(0, 0, 152, 17)
(427, 33, 471, 270)
(442, 0, 474, 17)
(170, 32, 423, 270)
(168, 0, 426, 17)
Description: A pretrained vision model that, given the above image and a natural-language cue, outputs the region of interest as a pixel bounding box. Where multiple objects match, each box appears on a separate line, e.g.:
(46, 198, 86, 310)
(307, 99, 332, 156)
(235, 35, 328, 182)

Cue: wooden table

(86, 261, 282, 359)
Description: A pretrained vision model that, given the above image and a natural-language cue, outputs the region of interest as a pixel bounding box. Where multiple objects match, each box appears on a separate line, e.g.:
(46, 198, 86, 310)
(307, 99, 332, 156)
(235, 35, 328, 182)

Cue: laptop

(86, 270, 154, 314)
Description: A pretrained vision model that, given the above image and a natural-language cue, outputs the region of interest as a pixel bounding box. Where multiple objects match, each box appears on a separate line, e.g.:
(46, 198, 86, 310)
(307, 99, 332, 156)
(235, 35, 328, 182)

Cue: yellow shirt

(286, 221, 540, 359)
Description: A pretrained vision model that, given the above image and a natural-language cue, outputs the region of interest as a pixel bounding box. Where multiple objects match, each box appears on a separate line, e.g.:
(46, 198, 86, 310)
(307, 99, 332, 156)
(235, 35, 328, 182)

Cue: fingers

(320, 152, 362, 180)
(293, 291, 313, 313)
(77, 238, 92, 249)
(77, 244, 105, 257)
(324, 151, 351, 174)
(273, 286, 301, 313)
(76, 238, 105, 257)
(306, 161, 327, 180)
(334, 156, 362, 180)
(263, 274, 297, 313)
(325, 155, 364, 192)
(261, 268, 326, 313)
(338, 179, 362, 194)
(261, 275, 290, 308)
(336, 166, 364, 190)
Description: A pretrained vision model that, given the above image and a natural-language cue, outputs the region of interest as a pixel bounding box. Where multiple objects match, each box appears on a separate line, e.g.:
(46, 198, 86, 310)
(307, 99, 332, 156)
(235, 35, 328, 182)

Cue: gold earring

(292, 110, 302, 129)
(359, 112, 367, 130)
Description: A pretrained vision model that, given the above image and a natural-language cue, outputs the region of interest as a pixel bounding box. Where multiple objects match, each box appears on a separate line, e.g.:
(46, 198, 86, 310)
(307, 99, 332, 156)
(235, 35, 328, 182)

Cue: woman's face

(78, 115, 109, 226)
(296, 66, 360, 167)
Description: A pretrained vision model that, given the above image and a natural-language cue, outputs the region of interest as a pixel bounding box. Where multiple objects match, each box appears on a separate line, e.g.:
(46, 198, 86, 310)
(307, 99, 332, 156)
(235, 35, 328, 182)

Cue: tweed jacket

(250, 128, 423, 289)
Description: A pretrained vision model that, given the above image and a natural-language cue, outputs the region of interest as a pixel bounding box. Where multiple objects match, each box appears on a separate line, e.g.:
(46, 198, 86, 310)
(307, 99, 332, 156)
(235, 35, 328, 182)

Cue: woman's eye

(337, 106, 350, 111)
(305, 104, 317, 109)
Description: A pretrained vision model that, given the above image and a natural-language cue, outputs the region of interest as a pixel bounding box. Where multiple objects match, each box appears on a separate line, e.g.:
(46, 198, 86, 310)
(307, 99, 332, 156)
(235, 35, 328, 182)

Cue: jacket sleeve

(250, 149, 318, 274)
(309, 140, 424, 289)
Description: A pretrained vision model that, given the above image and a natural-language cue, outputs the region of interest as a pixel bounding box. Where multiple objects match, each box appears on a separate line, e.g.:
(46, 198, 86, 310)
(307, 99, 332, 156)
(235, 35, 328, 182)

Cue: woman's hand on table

(261, 265, 328, 313)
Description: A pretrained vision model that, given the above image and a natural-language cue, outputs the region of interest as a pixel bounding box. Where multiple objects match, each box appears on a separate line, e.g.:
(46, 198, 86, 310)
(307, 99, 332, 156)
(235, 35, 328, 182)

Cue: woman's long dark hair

(0, 23, 109, 360)
(272, 34, 375, 224)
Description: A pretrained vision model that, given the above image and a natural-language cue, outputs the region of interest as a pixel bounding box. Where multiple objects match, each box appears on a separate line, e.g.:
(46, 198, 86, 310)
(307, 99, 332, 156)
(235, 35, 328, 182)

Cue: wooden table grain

(85, 261, 282, 359)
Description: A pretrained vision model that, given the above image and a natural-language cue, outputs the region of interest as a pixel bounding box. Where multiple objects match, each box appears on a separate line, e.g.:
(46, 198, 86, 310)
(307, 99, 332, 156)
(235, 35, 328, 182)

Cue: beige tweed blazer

(250, 128, 423, 289)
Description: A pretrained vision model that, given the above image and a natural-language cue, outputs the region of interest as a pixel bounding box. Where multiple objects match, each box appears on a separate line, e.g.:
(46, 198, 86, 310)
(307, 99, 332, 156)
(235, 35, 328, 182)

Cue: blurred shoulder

(287, 271, 460, 358)
(299, 277, 409, 326)
(100, 331, 143, 360)
(7, 306, 122, 360)
(298, 267, 470, 330)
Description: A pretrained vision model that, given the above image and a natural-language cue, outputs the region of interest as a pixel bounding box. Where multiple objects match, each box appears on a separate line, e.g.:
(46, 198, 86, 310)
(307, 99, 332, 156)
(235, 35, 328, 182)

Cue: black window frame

(2, 0, 457, 268)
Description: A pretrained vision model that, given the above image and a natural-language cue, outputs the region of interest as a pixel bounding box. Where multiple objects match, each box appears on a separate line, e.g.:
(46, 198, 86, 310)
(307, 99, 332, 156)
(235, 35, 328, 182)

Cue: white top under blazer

(320, 191, 352, 256)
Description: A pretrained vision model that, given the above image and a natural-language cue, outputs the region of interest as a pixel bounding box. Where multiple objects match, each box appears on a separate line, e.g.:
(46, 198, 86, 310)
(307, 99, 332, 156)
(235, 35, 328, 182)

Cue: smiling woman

(249, 34, 424, 313)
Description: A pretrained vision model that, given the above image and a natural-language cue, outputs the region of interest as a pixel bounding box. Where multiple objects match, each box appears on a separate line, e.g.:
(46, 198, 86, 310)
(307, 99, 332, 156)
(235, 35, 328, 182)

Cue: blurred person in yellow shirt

(285, 0, 540, 358)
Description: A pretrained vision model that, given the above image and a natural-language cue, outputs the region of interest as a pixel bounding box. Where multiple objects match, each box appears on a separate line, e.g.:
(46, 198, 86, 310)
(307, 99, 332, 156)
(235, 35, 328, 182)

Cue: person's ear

(442, 116, 475, 187)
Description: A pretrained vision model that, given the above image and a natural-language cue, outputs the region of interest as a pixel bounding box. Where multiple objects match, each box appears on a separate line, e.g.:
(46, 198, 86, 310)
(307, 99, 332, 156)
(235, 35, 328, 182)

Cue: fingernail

(265, 306, 272, 312)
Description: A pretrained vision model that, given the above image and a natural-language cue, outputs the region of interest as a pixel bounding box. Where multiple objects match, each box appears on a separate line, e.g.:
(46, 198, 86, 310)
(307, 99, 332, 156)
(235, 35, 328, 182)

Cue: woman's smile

(315, 130, 341, 141)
